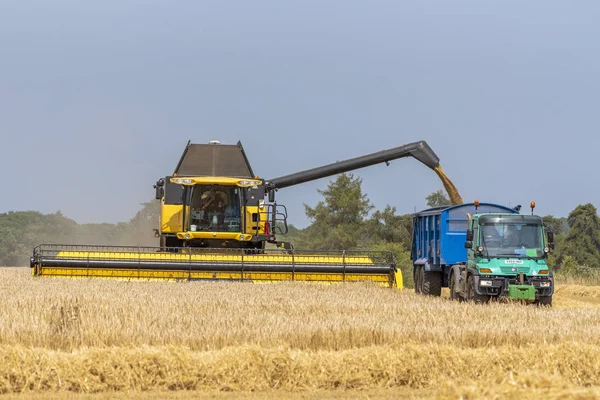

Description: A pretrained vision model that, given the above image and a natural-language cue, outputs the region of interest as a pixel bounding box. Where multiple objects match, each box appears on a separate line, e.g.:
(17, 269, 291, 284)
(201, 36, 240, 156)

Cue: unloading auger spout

(265, 141, 440, 190)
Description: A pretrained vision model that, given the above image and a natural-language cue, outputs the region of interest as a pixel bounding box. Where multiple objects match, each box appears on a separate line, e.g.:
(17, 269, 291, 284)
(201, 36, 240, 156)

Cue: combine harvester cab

(31, 139, 442, 289)
(411, 201, 555, 305)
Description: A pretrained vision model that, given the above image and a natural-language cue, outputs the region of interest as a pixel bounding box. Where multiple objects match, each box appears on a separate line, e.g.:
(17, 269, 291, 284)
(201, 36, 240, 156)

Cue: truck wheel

(423, 271, 442, 296)
(467, 275, 489, 304)
(535, 296, 553, 307)
(414, 266, 423, 294)
(449, 272, 461, 301)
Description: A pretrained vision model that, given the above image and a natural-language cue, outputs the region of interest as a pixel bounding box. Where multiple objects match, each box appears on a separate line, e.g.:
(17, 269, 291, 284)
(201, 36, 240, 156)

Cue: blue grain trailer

(411, 202, 555, 305)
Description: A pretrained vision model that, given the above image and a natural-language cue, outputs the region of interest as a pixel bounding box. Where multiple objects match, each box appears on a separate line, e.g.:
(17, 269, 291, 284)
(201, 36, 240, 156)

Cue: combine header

(31, 245, 396, 284)
(31, 140, 442, 288)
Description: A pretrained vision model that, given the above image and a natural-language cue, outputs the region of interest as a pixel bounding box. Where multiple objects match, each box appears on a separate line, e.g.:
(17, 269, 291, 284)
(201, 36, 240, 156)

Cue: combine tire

(414, 266, 441, 296)
(466, 275, 489, 304)
(535, 296, 553, 307)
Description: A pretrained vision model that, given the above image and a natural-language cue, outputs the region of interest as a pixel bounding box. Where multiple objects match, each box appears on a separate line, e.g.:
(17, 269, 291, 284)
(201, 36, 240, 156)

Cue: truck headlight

(540, 281, 551, 288)
(480, 280, 493, 287)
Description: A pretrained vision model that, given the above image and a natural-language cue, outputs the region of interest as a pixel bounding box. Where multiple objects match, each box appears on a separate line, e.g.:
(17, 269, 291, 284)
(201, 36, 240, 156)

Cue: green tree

(297, 173, 373, 250)
(365, 205, 412, 250)
(426, 189, 451, 208)
(0, 201, 164, 266)
(0, 211, 79, 265)
(278, 223, 301, 241)
(556, 204, 600, 269)
(541, 215, 568, 270)
(369, 241, 413, 287)
(542, 215, 568, 235)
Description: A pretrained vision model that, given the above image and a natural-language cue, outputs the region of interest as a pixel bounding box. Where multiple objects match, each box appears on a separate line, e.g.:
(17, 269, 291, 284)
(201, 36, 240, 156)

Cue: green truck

(411, 201, 555, 305)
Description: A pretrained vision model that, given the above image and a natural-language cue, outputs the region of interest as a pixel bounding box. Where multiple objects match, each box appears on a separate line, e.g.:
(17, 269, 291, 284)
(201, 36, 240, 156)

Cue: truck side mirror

(268, 190, 275, 203)
(547, 230, 555, 250)
(466, 230, 474, 241)
(464, 241, 473, 249)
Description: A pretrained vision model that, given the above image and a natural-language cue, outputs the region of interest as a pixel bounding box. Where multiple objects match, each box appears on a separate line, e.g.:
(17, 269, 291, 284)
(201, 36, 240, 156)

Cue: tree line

(0, 202, 159, 266)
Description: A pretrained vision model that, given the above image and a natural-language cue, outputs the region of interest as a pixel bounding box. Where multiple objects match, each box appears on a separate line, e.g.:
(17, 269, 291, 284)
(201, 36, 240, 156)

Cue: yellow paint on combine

(175, 232, 253, 240)
(54, 251, 379, 265)
(160, 203, 186, 233)
(394, 268, 403, 289)
(35, 267, 392, 285)
(34, 250, 400, 289)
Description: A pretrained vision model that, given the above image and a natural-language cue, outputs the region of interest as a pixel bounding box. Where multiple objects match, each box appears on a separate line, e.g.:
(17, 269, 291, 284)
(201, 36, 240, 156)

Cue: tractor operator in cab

(197, 189, 216, 225)
(215, 198, 225, 228)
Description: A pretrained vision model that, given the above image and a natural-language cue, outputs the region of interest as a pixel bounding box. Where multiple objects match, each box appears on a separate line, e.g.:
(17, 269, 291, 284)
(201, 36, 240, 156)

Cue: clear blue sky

(1, 1, 598, 228)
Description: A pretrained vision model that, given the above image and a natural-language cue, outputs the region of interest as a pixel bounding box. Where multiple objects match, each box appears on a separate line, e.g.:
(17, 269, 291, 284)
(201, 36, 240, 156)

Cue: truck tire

(449, 271, 461, 301)
(535, 296, 553, 307)
(414, 265, 423, 294)
(467, 275, 489, 304)
(423, 271, 442, 296)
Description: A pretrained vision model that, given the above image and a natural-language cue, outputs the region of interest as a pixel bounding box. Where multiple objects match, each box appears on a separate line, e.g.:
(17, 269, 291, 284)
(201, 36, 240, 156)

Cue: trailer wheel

(467, 275, 489, 304)
(423, 271, 442, 296)
(535, 296, 553, 307)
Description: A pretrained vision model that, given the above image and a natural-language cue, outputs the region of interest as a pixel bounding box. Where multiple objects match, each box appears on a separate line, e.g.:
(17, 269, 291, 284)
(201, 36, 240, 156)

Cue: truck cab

(461, 208, 554, 304)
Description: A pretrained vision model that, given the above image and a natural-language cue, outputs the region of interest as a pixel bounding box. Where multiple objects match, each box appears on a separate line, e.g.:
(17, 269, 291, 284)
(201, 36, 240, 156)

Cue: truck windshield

(480, 222, 544, 258)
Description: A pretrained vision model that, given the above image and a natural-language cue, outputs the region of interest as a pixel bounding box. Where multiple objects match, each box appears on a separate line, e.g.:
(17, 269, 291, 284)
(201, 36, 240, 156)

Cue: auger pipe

(265, 140, 440, 190)
(34, 258, 393, 274)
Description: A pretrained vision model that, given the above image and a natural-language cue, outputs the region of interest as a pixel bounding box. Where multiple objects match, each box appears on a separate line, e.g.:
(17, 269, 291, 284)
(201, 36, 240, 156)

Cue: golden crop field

(2, 267, 600, 399)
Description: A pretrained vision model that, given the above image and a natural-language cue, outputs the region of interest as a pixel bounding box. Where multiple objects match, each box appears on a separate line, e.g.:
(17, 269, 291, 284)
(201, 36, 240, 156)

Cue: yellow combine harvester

(31, 140, 441, 288)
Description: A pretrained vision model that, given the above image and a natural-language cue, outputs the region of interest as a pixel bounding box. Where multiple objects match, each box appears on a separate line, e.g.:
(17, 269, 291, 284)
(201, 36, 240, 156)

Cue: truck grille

(499, 266, 530, 274)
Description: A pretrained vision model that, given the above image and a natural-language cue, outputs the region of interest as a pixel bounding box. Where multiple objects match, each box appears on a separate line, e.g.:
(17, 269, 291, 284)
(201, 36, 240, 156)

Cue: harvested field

(1, 267, 600, 399)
